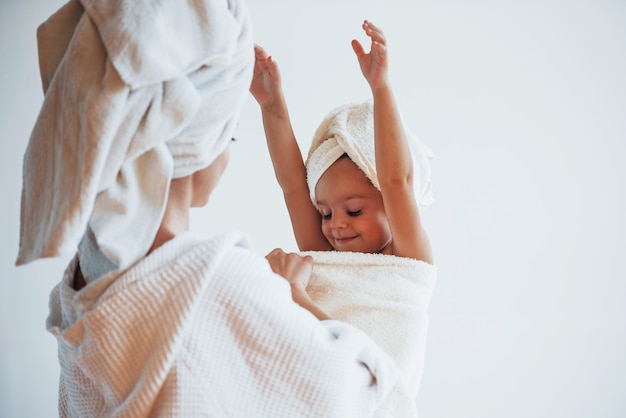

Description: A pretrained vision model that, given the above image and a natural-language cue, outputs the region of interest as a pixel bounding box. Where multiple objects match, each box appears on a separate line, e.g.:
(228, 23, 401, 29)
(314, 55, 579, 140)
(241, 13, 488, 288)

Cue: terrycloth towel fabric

(302, 250, 437, 417)
(16, 0, 254, 271)
(47, 232, 400, 417)
(305, 100, 435, 212)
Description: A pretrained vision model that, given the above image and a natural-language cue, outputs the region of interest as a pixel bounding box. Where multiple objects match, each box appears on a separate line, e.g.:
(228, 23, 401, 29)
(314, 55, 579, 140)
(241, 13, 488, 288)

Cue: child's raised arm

(250, 45, 332, 251)
(351, 21, 433, 263)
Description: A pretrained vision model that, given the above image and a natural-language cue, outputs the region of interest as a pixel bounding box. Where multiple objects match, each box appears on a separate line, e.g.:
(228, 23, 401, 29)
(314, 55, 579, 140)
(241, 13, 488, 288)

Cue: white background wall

(1, 1, 625, 417)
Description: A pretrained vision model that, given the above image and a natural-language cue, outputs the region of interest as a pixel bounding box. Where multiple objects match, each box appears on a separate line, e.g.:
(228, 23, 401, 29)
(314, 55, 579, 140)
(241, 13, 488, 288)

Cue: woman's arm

(251, 46, 331, 251)
(352, 21, 432, 262)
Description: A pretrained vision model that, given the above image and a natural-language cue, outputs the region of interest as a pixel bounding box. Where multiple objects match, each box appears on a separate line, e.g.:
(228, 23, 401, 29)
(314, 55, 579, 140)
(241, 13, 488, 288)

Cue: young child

(253, 20, 437, 417)
(252, 20, 433, 262)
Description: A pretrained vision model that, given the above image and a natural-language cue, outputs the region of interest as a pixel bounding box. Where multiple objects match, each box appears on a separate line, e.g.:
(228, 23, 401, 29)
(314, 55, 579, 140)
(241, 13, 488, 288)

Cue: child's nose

(330, 214, 347, 230)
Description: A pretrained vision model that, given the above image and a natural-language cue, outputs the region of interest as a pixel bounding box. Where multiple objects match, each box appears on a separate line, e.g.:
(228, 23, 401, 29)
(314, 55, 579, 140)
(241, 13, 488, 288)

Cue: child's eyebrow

(316, 195, 369, 206)
(344, 195, 369, 201)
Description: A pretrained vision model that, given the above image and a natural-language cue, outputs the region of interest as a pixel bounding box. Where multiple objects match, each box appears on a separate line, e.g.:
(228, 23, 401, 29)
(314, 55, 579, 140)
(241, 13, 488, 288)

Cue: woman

(16, 0, 398, 416)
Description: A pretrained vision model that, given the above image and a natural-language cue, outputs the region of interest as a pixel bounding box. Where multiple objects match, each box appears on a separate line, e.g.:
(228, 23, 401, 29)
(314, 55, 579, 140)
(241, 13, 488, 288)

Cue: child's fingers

(371, 40, 387, 63)
(267, 56, 280, 79)
(371, 40, 387, 54)
(351, 39, 366, 59)
(254, 44, 270, 60)
(363, 20, 386, 45)
(253, 44, 281, 78)
(363, 19, 382, 34)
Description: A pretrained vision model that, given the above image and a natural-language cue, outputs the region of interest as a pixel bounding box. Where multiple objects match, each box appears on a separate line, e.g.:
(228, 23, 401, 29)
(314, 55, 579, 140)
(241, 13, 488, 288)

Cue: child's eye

(347, 210, 362, 217)
(321, 213, 332, 220)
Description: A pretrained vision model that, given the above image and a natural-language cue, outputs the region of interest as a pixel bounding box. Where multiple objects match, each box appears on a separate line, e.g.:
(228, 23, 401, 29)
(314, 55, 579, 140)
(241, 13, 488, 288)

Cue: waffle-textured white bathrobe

(48, 232, 399, 417)
(303, 251, 437, 418)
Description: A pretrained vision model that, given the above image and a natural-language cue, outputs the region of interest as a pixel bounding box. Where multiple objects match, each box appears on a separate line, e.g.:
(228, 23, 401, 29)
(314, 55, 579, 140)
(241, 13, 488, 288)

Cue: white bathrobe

(47, 232, 399, 417)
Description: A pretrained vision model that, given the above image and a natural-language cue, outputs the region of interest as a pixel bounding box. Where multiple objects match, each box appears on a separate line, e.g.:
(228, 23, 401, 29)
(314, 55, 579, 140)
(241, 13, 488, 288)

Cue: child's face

(315, 157, 392, 254)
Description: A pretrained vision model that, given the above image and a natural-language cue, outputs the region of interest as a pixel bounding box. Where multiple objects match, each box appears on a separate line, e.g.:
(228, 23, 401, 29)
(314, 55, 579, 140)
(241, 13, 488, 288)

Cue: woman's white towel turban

(16, 0, 254, 271)
(305, 100, 435, 211)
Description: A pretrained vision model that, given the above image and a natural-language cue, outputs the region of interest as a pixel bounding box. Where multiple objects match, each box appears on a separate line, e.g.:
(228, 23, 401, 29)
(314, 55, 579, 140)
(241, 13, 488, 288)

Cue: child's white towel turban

(16, 0, 254, 271)
(305, 99, 435, 211)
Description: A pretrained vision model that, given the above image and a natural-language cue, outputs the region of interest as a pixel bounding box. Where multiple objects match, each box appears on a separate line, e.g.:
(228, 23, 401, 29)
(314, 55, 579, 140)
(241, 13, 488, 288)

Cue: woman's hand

(265, 248, 330, 320)
(250, 44, 282, 108)
(265, 248, 313, 291)
(351, 20, 389, 90)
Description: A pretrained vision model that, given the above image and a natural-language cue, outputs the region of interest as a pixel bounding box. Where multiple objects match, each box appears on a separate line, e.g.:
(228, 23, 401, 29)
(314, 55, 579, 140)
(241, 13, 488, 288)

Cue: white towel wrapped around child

(302, 250, 437, 418)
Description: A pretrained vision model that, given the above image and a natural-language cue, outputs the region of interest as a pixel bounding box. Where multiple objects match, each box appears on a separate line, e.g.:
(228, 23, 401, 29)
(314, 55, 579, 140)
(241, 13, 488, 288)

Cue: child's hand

(250, 44, 282, 108)
(265, 248, 314, 291)
(351, 20, 389, 90)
